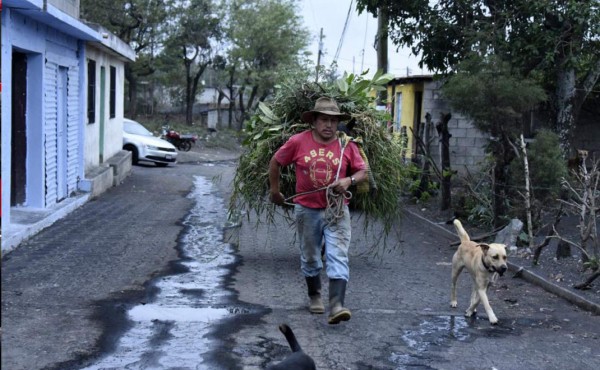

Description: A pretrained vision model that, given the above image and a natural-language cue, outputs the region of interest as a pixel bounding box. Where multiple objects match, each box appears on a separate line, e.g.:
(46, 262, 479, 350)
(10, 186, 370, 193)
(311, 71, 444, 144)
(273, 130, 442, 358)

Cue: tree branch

(573, 270, 600, 290)
(549, 226, 591, 261)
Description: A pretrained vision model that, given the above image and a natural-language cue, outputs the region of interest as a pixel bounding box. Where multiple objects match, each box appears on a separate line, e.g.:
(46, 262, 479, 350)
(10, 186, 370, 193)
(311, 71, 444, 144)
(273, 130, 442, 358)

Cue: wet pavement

(80, 176, 239, 369)
(2, 155, 600, 370)
(227, 210, 600, 369)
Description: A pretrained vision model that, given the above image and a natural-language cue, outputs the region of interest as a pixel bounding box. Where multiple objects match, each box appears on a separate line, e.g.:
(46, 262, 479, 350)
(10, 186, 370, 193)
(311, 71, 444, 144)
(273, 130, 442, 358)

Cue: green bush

(452, 155, 496, 228)
(507, 129, 566, 222)
(453, 130, 566, 230)
(400, 161, 440, 203)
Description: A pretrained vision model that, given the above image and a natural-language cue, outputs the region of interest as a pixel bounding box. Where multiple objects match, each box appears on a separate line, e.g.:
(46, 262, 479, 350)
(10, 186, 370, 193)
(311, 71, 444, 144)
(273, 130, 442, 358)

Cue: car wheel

(124, 144, 139, 165)
(180, 141, 192, 152)
(155, 162, 169, 167)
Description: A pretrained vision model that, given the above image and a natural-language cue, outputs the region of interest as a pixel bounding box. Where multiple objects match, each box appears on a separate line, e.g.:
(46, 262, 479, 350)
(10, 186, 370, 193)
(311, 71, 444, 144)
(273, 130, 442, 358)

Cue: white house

(79, 22, 135, 197)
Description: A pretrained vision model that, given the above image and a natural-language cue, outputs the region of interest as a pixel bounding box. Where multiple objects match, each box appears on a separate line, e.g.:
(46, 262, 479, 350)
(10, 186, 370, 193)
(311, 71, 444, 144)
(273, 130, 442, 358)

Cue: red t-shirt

(274, 130, 367, 208)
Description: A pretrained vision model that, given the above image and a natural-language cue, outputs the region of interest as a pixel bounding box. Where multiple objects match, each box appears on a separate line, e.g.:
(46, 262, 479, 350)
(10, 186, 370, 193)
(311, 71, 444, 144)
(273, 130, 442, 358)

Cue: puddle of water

(390, 315, 470, 368)
(404, 315, 469, 348)
(129, 304, 231, 323)
(81, 176, 240, 370)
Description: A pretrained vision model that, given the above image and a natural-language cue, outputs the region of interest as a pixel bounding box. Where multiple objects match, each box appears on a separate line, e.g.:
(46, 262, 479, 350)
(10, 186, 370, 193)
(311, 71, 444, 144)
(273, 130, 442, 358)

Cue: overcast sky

(299, 0, 428, 78)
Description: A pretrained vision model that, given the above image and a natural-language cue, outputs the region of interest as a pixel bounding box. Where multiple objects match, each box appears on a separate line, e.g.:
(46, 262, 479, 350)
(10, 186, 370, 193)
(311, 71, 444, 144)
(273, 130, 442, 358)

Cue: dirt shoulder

(177, 129, 243, 163)
(405, 199, 599, 312)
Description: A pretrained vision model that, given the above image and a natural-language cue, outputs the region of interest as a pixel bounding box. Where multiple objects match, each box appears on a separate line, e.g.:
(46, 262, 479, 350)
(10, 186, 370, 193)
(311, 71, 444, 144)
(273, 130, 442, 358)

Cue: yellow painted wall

(387, 83, 423, 158)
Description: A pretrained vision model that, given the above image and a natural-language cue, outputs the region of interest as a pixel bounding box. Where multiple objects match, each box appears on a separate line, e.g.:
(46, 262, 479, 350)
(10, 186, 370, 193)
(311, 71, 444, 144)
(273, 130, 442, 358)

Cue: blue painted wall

(1, 2, 99, 249)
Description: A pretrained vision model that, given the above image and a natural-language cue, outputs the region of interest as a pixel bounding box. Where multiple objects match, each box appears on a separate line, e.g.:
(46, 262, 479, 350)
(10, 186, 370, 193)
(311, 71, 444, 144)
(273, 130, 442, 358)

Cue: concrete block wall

(572, 112, 600, 164)
(422, 81, 488, 176)
(417, 80, 599, 178)
(48, 0, 80, 19)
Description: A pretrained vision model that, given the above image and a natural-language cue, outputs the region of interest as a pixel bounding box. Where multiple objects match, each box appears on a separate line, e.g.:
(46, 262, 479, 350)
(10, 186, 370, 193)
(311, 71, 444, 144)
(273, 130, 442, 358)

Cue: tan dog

(450, 219, 507, 324)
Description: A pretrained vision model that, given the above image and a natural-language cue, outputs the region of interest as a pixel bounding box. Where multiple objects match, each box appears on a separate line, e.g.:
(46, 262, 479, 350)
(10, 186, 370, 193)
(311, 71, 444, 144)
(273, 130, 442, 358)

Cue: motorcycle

(161, 125, 198, 152)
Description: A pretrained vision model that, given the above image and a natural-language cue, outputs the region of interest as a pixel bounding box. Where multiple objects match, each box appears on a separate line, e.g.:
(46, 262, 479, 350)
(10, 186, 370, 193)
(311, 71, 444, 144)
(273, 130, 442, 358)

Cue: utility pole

(316, 28, 324, 82)
(376, 6, 388, 106)
(360, 48, 365, 73)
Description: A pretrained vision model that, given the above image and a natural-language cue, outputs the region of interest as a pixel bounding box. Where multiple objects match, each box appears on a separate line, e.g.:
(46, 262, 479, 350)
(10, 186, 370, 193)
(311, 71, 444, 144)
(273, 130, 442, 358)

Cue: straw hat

(301, 97, 351, 123)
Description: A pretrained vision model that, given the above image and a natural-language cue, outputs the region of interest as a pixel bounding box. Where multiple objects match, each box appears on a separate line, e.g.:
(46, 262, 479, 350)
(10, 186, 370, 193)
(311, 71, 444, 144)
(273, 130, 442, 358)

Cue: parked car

(123, 118, 177, 167)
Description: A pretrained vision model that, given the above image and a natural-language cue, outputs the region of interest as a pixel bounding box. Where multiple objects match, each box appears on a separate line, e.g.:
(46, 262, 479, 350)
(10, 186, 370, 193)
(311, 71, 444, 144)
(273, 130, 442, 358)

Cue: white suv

(123, 118, 177, 167)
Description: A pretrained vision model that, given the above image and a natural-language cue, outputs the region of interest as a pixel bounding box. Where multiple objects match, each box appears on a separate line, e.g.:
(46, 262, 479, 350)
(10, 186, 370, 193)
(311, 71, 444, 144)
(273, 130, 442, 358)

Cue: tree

(211, 51, 243, 130)
(161, 0, 223, 125)
(442, 56, 547, 226)
(508, 129, 567, 220)
(81, 0, 172, 118)
(355, 0, 600, 152)
(225, 0, 311, 124)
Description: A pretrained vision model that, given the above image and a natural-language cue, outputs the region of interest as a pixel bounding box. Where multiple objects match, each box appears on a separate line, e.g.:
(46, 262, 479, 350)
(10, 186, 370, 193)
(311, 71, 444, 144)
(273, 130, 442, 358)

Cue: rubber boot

(305, 275, 325, 314)
(328, 279, 351, 324)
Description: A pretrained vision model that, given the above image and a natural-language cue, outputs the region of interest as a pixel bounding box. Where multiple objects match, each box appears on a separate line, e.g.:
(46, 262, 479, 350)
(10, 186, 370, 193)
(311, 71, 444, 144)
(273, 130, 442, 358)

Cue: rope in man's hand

(282, 185, 352, 224)
(325, 186, 352, 224)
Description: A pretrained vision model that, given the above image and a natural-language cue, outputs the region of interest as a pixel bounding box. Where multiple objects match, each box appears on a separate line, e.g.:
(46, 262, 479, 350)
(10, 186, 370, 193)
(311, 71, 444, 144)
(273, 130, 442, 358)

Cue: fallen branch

(549, 226, 592, 261)
(573, 270, 600, 290)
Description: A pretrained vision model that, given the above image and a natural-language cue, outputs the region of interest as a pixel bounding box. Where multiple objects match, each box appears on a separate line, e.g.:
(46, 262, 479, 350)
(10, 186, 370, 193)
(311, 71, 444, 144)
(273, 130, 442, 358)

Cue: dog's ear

(477, 243, 490, 253)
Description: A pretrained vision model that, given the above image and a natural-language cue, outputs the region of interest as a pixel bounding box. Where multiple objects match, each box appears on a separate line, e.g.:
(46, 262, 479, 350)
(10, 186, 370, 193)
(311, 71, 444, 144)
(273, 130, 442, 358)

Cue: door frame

(99, 66, 106, 163)
(11, 51, 27, 206)
(56, 66, 69, 201)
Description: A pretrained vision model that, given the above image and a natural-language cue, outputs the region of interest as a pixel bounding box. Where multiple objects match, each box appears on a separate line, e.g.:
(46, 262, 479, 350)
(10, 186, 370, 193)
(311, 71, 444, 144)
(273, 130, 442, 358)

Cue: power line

(334, 0, 353, 65)
(360, 9, 368, 73)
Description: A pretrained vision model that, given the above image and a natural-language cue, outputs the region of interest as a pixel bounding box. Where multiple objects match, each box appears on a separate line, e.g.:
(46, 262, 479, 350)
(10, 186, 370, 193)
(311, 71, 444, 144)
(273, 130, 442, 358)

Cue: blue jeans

(295, 204, 351, 281)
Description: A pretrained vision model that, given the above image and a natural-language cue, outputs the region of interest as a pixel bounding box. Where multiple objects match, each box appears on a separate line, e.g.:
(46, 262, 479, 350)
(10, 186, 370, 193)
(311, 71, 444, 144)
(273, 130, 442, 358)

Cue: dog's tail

(453, 219, 470, 242)
(279, 324, 302, 353)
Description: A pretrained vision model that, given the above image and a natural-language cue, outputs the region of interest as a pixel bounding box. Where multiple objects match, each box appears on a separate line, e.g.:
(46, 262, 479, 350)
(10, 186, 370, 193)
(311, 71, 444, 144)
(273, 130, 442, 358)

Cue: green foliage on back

(230, 71, 411, 252)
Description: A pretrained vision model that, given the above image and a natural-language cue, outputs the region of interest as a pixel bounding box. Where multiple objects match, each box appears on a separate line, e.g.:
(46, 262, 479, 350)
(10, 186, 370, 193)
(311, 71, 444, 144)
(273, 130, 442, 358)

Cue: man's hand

(270, 191, 285, 206)
(330, 177, 352, 195)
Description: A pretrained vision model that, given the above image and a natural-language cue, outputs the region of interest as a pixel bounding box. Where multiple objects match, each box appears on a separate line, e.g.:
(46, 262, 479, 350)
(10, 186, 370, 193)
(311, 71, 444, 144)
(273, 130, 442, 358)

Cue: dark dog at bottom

(267, 324, 316, 370)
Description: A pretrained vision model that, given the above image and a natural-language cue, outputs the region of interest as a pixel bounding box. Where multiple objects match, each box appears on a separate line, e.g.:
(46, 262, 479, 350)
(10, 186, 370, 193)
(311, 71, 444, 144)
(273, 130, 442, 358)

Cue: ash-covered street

(2, 159, 599, 370)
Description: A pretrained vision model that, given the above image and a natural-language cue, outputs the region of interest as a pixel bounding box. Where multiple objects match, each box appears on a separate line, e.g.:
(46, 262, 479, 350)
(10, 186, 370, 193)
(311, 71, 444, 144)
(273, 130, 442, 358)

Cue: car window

(124, 121, 153, 136)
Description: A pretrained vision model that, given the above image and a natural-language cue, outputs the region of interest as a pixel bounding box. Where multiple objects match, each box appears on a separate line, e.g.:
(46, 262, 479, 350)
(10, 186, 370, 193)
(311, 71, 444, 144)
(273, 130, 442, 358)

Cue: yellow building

(386, 75, 433, 159)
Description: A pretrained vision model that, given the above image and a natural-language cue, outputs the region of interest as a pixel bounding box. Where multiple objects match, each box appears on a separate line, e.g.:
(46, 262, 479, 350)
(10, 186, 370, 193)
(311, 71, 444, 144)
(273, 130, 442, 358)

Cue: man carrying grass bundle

(268, 97, 367, 325)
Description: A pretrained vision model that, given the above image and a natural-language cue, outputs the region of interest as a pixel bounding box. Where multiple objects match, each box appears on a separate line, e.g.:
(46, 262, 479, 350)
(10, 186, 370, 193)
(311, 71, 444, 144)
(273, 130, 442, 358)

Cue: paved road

(2, 160, 599, 370)
(1, 161, 235, 370)
(223, 209, 600, 369)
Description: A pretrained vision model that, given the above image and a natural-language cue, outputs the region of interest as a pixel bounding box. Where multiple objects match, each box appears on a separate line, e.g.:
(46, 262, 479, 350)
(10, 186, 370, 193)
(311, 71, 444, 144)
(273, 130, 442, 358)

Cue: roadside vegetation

(356, 0, 600, 286)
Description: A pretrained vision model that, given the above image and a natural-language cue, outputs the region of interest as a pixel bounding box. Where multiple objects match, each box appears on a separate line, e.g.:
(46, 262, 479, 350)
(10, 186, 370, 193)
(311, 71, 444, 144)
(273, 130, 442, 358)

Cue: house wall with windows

(1, 0, 101, 252)
(83, 24, 135, 172)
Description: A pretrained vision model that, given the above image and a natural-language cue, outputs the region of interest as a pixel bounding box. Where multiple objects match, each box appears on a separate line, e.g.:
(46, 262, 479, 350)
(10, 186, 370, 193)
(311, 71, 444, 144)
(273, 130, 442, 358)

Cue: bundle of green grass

(229, 71, 410, 252)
